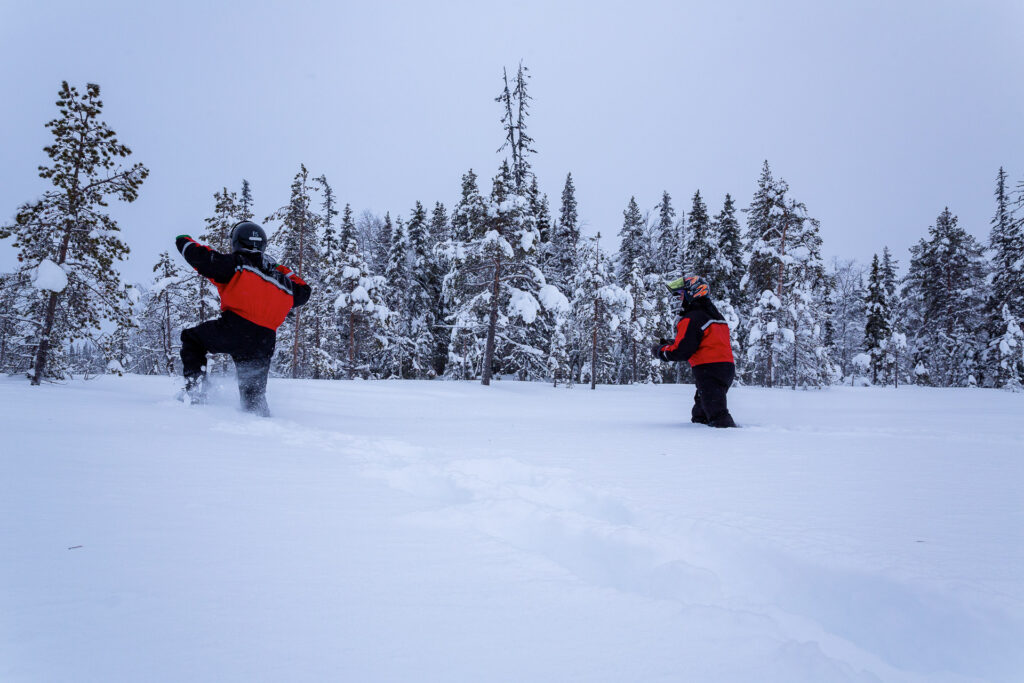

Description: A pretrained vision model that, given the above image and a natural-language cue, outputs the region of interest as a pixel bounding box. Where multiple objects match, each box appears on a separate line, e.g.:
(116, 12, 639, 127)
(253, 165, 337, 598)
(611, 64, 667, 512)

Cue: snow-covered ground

(2, 376, 1022, 682)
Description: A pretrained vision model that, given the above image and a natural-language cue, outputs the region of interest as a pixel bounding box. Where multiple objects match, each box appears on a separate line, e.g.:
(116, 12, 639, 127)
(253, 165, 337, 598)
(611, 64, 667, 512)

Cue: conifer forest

(2, 69, 1023, 391)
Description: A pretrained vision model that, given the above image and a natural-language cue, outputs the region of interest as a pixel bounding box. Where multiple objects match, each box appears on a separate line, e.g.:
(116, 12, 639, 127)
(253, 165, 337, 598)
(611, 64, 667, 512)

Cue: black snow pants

(690, 361, 737, 428)
(180, 311, 276, 415)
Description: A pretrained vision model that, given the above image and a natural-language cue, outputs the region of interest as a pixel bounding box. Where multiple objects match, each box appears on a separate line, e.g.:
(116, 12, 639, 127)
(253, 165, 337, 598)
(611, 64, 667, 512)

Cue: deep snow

(1, 376, 1022, 682)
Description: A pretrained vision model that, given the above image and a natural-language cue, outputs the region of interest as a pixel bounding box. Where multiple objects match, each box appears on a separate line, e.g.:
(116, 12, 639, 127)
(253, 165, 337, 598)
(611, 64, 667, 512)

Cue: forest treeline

(2, 70, 1022, 390)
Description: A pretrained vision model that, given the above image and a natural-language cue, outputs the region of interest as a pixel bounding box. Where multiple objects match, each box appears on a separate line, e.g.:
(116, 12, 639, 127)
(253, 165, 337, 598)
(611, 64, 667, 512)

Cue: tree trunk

(290, 308, 302, 379)
(291, 213, 307, 378)
(481, 255, 501, 386)
(591, 296, 599, 390)
(348, 310, 356, 380)
(164, 294, 173, 375)
(31, 217, 77, 386)
(30, 291, 60, 385)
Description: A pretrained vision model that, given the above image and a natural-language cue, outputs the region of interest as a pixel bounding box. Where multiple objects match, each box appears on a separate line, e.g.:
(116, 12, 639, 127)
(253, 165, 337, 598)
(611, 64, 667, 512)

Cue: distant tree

(741, 163, 833, 387)
(131, 251, 191, 375)
(683, 190, 721, 281)
(571, 233, 631, 388)
(653, 191, 678, 276)
(406, 201, 437, 378)
(828, 258, 867, 379)
(713, 193, 744, 306)
(863, 254, 891, 384)
(383, 214, 411, 378)
(333, 226, 391, 379)
(985, 167, 1024, 386)
(266, 164, 321, 378)
(903, 207, 987, 386)
(239, 179, 255, 221)
(549, 172, 580, 288)
(616, 197, 658, 383)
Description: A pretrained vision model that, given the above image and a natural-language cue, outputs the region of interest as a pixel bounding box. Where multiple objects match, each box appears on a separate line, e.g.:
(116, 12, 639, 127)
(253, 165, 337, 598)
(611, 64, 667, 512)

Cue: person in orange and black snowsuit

(176, 221, 311, 417)
(652, 276, 737, 428)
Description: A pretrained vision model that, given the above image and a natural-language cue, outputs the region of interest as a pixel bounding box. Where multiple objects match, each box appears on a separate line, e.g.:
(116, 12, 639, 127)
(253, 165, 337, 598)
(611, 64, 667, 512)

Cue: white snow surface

(31, 259, 67, 293)
(2, 377, 1023, 682)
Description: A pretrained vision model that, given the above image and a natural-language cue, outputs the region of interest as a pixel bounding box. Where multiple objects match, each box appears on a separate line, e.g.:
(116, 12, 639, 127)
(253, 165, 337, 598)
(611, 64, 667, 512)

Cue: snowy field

(2, 376, 1023, 682)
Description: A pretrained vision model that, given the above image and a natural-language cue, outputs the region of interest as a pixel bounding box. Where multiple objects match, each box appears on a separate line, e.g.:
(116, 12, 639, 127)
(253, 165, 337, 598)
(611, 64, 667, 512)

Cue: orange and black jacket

(656, 300, 735, 367)
(176, 236, 311, 331)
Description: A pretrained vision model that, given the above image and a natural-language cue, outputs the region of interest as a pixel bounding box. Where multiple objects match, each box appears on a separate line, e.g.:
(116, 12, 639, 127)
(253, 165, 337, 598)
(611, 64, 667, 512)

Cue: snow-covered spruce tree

(708, 193, 746, 377)
(682, 190, 718, 277)
(984, 167, 1024, 386)
(879, 247, 907, 384)
(989, 304, 1023, 391)
(333, 220, 391, 380)
(369, 211, 393, 275)
(572, 233, 631, 388)
(382, 214, 412, 378)
(863, 254, 892, 384)
(713, 194, 745, 307)
(405, 201, 437, 378)
(486, 162, 550, 382)
(428, 202, 452, 375)
(529, 178, 553, 251)
(128, 251, 192, 375)
(648, 191, 682, 382)
(0, 82, 148, 384)
(239, 179, 255, 221)
(741, 163, 833, 388)
(441, 169, 490, 380)
(266, 164, 321, 378)
(307, 187, 342, 380)
(616, 196, 659, 384)
(653, 191, 677, 276)
(903, 207, 987, 386)
(548, 172, 581, 289)
(740, 161, 789, 386)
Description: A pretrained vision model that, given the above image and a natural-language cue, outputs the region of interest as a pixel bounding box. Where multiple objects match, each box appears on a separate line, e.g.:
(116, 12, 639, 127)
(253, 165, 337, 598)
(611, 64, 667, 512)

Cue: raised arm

(176, 235, 236, 284)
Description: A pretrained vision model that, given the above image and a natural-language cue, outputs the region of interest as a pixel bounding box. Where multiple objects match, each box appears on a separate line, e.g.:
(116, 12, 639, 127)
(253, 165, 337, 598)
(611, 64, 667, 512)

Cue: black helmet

(230, 221, 267, 253)
(666, 275, 709, 305)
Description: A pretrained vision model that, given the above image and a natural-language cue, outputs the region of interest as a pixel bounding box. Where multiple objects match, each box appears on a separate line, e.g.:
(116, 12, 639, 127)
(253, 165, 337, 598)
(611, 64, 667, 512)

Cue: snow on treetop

(32, 259, 68, 293)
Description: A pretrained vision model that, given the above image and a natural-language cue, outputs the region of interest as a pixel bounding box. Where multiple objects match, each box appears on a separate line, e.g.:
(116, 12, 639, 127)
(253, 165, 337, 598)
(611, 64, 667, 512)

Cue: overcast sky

(2, 0, 1023, 283)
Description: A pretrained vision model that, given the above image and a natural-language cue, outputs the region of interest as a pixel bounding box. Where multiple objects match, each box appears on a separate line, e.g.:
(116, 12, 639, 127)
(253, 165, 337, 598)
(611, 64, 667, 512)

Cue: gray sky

(2, 0, 1023, 283)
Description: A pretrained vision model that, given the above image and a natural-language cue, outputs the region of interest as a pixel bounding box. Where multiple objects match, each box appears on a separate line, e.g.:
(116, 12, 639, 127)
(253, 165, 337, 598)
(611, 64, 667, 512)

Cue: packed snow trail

(2, 376, 1022, 682)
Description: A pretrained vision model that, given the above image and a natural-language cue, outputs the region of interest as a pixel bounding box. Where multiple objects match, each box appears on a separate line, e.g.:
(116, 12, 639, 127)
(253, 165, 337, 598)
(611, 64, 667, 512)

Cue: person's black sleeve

(658, 311, 707, 362)
(292, 280, 312, 308)
(266, 262, 311, 308)
(176, 236, 235, 284)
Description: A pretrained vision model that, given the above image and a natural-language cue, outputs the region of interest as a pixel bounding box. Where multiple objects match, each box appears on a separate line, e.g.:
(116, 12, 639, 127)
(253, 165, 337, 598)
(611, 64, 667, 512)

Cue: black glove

(650, 342, 665, 358)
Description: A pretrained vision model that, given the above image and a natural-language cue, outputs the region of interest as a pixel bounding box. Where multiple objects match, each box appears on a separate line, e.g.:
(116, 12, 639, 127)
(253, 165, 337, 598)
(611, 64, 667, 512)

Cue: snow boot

(709, 413, 737, 428)
(239, 385, 270, 418)
(179, 373, 208, 405)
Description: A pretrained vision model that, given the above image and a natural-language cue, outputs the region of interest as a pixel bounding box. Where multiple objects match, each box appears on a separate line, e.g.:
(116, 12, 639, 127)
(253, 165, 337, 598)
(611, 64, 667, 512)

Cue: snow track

(2, 376, 1022, 682)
